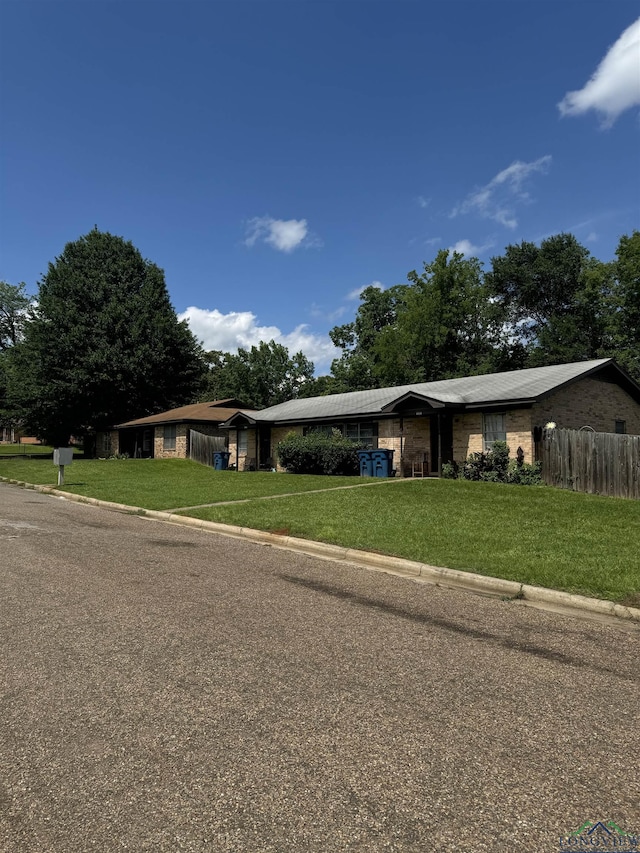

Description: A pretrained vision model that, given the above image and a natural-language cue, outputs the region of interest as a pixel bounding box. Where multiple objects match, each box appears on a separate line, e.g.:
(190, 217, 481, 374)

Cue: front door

(258, 426, 272, 469)
(430, 413, 454, 475)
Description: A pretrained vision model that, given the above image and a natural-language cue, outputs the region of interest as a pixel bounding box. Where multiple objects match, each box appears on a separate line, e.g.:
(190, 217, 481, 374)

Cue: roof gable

(116, 400, 255, 428)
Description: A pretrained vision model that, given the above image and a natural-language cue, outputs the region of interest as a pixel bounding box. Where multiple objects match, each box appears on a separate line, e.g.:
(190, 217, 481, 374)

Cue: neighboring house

(221, 359, 640, 476)
(97, 399, 254, 459)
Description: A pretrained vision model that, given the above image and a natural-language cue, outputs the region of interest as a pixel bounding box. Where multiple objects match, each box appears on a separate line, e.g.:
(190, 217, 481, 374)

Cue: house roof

(117, 399, 255, 428)
(222, 359, 640, 426)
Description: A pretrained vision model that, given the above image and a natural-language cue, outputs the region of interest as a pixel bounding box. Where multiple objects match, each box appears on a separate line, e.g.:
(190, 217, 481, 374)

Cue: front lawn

(0, 457, 365, 510)
(1, 457, 638, 603)
(180, 478, 640, 604)
(0, 443, 55, 456)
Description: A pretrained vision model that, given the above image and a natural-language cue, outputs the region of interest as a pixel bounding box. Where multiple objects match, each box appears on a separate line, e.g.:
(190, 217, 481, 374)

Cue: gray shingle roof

(251, 359, 615, 423)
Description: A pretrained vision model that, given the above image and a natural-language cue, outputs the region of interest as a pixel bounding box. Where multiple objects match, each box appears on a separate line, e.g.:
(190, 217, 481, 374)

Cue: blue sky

(1, 1, 639, 374)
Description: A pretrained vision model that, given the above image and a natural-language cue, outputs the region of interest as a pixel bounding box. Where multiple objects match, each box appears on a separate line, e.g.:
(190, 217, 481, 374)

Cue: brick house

(221, 359, 640, 476)
(97, 399, 254, 459)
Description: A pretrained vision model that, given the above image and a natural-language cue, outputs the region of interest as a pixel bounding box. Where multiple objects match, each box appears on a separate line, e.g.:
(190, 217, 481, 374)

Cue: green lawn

(0, 457, 363, 510)
(0, 444, 55, 456)
(1, 457, 638, 604)
(180, 478, 640, 604)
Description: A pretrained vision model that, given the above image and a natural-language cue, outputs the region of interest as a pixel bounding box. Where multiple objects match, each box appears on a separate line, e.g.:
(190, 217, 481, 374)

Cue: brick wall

(505, 409, 534, 461)
(396, 417, 430, 476)
(533, 377, 640, 435)
(453, 410, 534, 463)
(453, 413, 483, 461)
(154, 424, 188, 459)
(96, 430, 119, 457)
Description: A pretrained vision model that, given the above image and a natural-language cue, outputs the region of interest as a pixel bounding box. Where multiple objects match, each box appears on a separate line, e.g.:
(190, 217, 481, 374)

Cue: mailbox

(53, 448, 74, 466)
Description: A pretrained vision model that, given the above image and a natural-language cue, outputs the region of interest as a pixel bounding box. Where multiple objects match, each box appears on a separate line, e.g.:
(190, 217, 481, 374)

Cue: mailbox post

(53, 447, 74, 486)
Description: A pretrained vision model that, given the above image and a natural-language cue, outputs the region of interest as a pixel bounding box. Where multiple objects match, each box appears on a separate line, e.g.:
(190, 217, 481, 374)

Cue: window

(483, 413, 506, 450)
(345, 422, 378, 448)
(304, 422, 379, 448)
(237, 429, 248, 453)
(163, 424, 176, 451)
(615, 419, 626, 435)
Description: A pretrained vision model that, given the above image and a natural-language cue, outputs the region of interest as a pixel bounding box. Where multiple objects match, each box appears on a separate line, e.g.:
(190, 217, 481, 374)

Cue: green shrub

(507, 459, 542, 485)
(486, 440, 509, 480)
(459, 441, 541, 486)
(277, 430, 360, 476)
(440, 462, 457, 479)
(461, 440, 509, 481)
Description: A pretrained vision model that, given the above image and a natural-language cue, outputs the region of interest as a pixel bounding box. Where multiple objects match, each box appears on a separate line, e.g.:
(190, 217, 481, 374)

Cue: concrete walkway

(164, 473, 417, 513)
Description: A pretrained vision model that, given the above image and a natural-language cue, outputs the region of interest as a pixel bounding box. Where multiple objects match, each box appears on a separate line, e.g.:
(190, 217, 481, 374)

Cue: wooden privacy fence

(189, 429, 227, 468)
(540, 428, 640, 500)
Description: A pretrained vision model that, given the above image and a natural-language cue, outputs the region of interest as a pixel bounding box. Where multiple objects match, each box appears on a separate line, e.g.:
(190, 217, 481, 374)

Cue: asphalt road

(1, 483, 638, 853)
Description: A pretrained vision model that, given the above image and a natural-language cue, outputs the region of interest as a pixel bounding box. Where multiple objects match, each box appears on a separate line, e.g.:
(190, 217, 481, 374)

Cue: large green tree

(9, 229, 205, 446)
(375, 250, 519, 385)
(486, 231, 640, 376)
(611, 230, 640, 381)
(328, 284, 409, 391)
(201, 340, 315, 409)
(0, 281, 34, 436)
(0, 281, 32, 351)
(329, 252, 519, 391)
(485, 232, 614, 366)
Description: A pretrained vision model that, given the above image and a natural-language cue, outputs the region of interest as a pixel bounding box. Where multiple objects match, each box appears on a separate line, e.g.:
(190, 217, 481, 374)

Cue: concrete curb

(3, 477, 639, 628)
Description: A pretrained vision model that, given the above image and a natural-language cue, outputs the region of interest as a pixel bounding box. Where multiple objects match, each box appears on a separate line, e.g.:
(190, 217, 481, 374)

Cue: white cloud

(178, 306, 339, 371)
(448, 238, 494, 258)
(347, 280, 384, 300)
(417, 195, 431, 209)
(244, 216, 321, 253)
(451, 156, 552, 229)
(558, 17, 640, 126)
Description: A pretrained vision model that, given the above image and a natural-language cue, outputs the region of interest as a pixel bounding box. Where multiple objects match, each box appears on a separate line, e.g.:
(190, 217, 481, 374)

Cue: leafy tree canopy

(1, 281, 34, 430)
(375, 249, 521, 385)
(611, 230, 640, 380)
(328, 232, 640, 392)
(329, 285, 409, 391)
(0, 280, 32, 351)
(201, 340, 315, 409)
(329, 252, 522, 390)
(8, 229, 205, 446)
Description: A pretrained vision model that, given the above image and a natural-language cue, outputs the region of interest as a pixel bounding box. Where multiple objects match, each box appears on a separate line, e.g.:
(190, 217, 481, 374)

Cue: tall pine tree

(10, 229, 205, 446)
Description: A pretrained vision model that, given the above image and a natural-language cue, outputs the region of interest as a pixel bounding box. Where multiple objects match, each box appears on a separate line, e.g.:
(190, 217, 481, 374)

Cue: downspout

(235, 429, 239, 470)
(399, 417, 404, 475)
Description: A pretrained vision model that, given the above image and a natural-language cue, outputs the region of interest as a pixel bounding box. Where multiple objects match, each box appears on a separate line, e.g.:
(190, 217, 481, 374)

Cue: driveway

(1, 483, 638, 852)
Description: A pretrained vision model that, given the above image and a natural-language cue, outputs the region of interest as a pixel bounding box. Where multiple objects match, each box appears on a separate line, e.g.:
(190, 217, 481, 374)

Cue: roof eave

(465, 398, 537, 410)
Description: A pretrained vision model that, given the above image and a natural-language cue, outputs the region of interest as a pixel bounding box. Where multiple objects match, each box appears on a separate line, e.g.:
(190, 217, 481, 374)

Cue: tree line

(326, 231, 639, 392)
(1, 228, 638, 448)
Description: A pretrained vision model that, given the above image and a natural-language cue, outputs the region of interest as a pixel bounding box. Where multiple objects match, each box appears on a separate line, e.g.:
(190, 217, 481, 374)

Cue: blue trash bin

(371, 449, 394, 477)
(213, 451, 231, 471)
(357, 449, 373, 477)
